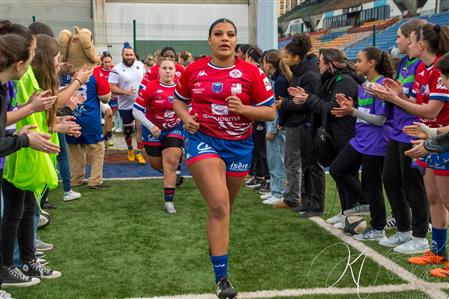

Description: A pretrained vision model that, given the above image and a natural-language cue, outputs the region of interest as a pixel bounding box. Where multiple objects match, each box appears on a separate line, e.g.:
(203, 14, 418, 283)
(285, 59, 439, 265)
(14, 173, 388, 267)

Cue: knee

(208, 200, 229, 220)
(428, 191, 440, 205)
(105, 109, 113, 118)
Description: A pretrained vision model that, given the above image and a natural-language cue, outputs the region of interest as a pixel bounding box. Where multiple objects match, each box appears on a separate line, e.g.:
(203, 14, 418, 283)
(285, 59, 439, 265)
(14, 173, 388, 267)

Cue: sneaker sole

(39, 271, 62, 280)
(393, 248, 429, 254)
(378, 242, 406, 248)
(63, 196, 81, 202)
(245, 184, 261, 188)
(2, 278, 41, 288)
(36, 246, 54, 251)
(343, 211, 370, 216)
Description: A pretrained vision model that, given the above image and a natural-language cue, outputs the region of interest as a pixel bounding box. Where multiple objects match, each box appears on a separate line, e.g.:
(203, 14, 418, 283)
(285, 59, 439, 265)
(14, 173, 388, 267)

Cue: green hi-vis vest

(3, 66, 59, 195)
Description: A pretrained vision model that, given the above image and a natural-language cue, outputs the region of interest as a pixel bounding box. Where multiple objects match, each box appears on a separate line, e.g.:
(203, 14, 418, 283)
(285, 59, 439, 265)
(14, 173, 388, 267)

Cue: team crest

(229, 69, 242, 79)
(212, 82, 223, 93)
(168, 96, 174, 103)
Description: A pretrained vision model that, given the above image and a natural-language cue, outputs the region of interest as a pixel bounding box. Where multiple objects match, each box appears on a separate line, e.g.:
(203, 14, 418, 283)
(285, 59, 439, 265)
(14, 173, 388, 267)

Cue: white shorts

(100, 102, 111, 114)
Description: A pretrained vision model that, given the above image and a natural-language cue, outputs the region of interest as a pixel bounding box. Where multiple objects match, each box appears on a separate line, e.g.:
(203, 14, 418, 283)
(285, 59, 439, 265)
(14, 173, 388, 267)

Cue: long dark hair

(319, 48, 356, 74)
(0, 34, 30, 72)
(263, 50, 292, 82)
(32, 34, 60, 130)
(362, 47, 395, 78)
(421, 23, 449, 55)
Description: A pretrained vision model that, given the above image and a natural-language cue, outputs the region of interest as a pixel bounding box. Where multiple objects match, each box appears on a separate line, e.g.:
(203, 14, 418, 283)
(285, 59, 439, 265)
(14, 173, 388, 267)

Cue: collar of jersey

(208, 60, 235, 70)
(159, 81, 176, 87)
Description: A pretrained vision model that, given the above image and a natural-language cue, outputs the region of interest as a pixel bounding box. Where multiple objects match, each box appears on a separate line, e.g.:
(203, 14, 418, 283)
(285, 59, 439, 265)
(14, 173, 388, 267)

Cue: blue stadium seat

(344, 12, 449, 60)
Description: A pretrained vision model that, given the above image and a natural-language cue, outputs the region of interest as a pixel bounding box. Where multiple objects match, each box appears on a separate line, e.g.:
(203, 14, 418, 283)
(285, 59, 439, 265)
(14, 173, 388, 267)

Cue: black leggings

(382, 140, 429, 238)
(252, 122, 269, 179)
(330, 144, 386, 230)
(1, 180, 36, 266)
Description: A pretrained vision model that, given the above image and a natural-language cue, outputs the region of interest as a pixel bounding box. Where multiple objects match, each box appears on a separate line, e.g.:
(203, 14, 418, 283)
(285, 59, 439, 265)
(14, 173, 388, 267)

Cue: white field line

(132, 282, 449, 299)
(310, 217, 449, 299)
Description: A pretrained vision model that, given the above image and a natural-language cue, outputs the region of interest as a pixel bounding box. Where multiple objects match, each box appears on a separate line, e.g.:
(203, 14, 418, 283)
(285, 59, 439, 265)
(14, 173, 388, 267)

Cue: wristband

(74, 78, 82, 86)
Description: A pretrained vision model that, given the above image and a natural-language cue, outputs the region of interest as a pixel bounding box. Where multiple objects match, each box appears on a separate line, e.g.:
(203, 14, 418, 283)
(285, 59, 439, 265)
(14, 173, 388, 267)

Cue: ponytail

(362, 47, 394, 78)
(263, 50, 292, 82)
(421, 23, 449, 55)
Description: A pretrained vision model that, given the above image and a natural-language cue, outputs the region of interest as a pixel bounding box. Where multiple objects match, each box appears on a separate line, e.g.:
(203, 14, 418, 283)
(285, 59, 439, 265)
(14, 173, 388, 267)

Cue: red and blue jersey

(66, 70, 110, 144)
(144, 64, 185, 84)
(412, 56, 449, 127)
(94, 66, 118, 110)
(175, 57, 275, 141)
(134, 80, 181, 130)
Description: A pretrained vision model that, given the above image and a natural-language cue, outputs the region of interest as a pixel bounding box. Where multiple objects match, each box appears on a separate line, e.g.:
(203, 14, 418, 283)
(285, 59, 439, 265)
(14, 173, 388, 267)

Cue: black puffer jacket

(278, 54, 321, 127)
(304, 69, 363, 151)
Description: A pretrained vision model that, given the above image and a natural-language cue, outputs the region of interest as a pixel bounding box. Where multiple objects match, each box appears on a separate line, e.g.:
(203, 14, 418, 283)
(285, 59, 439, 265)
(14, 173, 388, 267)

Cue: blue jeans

(266, 130, 286, 198)
(57, 133, 72, 192)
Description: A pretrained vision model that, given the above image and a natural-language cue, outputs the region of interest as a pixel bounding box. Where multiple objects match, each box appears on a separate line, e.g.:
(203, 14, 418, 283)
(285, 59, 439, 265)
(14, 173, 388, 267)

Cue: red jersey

(135, 80, 180, 130)
(175, 57, 275, 140)
(412, 56, 449, 127)
(143, 64, 185, 84)
(93, 65, 113, 81)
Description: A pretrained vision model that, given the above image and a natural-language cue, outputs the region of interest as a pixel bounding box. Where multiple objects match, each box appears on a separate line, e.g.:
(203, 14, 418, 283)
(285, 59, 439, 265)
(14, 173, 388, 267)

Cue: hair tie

(123, 42, 132, 49)
(102, 51, 109, 56)
(435, 25, 441, 33)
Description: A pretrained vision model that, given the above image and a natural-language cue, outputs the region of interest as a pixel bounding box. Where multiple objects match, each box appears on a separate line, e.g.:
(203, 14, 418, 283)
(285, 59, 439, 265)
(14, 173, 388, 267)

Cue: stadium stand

(344, 11, 449, 60)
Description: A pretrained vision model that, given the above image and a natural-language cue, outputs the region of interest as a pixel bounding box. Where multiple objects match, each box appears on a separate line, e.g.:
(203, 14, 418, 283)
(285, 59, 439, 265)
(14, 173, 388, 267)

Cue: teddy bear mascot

(58, 26, 111, 189)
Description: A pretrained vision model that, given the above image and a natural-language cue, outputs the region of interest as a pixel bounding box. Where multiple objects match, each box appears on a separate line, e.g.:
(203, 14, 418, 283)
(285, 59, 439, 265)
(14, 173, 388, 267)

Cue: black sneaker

(1, 266, 40, 288)
(21, 260, 61, 279)
(176, 174, 185, 187)
(245, 177, 264, 188)
(215, 277, 237, 299)
(88, 183, 109, 189)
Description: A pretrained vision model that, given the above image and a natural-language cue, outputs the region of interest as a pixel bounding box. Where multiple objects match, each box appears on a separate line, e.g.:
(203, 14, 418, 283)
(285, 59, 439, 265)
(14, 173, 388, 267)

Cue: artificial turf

(9, 178, 405, 299)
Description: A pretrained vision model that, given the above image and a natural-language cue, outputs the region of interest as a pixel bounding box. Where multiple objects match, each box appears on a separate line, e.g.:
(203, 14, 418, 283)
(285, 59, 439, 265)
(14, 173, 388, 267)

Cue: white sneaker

(379, 231, 412, 247)
(353, 228, 386, 241)
(260, 193, 272, 200)
(115, 128, 123, 133)
(343, 204, 370, 216)
(164, 202, 176, 214)
(0, 290, 12, 299)
(333, 218, 346, 229)
(262, 196, 283, 205)
(327, 213, 343, 225)
(393, 237, 429, 254)
(63, 190, 81, 202)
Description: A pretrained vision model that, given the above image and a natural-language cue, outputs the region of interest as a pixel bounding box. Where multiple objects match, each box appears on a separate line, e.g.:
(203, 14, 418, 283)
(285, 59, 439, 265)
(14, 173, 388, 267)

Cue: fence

(5, 17, 252, 64)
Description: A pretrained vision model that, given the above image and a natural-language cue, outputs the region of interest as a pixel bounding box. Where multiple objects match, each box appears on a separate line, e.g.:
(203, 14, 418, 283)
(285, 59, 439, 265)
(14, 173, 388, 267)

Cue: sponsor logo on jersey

(212, 82, 223, 93)
(193, 82, 205, 94)
(437, 77, 447, 90)
(231, 83, 242, 95)
(164, 110, 175, 118)
(229, 69, 242, 79)
(211, 103, 229, 115)
(197, 70, 208, 77)
(263, 77, 272, 91)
